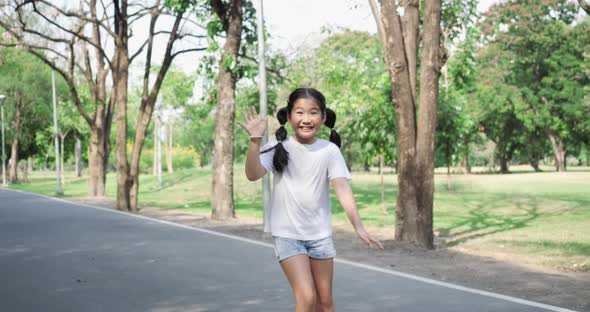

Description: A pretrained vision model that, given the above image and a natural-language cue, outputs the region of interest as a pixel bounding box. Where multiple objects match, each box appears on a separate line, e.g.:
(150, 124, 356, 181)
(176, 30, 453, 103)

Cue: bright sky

(170, 0, 499, 75)
(263, 0, 497, 54)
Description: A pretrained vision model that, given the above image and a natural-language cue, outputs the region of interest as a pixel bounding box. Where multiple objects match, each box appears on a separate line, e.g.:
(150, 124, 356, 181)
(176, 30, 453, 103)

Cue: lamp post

(0, 94, 6, 187)
(155, 100, 162, 190)
(256, 0, 271, 220)
(51, 67, 63, 195)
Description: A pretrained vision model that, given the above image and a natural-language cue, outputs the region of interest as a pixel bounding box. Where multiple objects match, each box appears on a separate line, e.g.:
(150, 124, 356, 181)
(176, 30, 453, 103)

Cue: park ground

(9, 165, 590, 311)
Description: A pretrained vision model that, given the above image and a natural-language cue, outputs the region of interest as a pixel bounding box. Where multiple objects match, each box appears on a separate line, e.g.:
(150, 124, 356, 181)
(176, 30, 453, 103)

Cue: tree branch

(579, 0, 590, 14)
(16, 1, 113, 68)
(32, 0, 117, 38)
(368, 0, 386, 46)
(142, 5, 161, 100)
(238, 53, 295, 85)
(171, 47, 207, 58)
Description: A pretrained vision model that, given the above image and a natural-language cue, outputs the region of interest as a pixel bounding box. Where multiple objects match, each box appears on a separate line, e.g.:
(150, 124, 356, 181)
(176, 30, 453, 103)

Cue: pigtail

(325, 108, 341, 148)
(260, 107, 290, 173)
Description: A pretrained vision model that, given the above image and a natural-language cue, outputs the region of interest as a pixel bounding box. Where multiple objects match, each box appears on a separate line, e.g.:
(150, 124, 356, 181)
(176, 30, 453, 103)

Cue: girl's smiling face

(288, 98, 326, 144)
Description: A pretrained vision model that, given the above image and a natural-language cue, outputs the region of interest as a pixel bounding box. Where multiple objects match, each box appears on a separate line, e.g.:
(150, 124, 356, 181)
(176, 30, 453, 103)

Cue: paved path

(0, 189, 577, 311)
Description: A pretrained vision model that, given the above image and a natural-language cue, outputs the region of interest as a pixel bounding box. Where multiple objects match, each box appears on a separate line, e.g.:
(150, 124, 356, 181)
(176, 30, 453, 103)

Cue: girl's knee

(294, 288, 316, 309)
(317, 296, 334, 312)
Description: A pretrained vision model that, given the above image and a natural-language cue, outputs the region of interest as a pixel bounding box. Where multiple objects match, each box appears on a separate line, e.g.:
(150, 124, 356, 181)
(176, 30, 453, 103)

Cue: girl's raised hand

(237, 106, 268, 138)
(356, 227, 384, 250)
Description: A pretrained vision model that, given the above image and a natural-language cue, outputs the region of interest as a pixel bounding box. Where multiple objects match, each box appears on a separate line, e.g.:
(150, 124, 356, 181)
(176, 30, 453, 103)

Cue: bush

(139, 145, 200, 173)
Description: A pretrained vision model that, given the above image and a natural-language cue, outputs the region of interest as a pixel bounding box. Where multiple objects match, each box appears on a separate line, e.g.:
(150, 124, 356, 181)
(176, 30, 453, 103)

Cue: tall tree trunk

(75, 135, 82, 177)
(9, 93, 22, 184)
(128, 7, 186, 212)
(211, 0, 243, 220)
(153, 119, 158, 176)
(414, 0, 441, 248)
(113, 0, 132, 211)
(379, 0, 419, 245)
(547, 131, 566, 172)
(463, 137, 471, 174)
(22, 159, 28, 184)
(447, 163, 451, 191)
(380, 149, 386, 215)
(167, 122, 173, 173)
(376, 0, 441, 249)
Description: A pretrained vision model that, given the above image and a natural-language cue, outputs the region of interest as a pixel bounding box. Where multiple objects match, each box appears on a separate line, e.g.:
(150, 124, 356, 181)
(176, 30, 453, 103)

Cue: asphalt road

(0, 189, 577, 312)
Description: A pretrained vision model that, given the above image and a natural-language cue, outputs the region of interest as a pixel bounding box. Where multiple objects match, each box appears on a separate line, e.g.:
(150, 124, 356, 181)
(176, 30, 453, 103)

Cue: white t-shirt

(259, 136, 351, 240)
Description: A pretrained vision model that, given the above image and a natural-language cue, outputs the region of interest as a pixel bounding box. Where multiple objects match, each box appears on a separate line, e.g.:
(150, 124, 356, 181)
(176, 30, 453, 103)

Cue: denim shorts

(272, 235, 336, 262)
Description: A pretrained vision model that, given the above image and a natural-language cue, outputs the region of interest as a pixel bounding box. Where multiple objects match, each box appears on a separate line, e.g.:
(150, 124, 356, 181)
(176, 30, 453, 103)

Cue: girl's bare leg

(280, 254, 316, 312)
(310, 258, 334, 312)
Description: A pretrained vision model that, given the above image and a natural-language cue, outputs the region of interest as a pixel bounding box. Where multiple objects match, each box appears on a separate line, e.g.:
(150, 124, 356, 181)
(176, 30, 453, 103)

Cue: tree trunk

(447, 164, 451, 191)
(463, 137, 471, 174)
(377, 0, 441, 249)
(211, 0, 243, 220)
(167, 122, 173, 173)
(75, 135, 82, 177)
(529, 157, 542, 172)
(22, 159, 28, 183)
(113, 1, 132, 211)
(380, 150, 386, 215)
(152, 119, 158, 176)
(88, 130, 107, 196)
(9, 93, 22, 184)
(414, 0, 442, 248)
(128, 9, 186, 212)
(499, 156, 510, 173)
(547, 131, 566, 172)
(401, 0, 420, 100)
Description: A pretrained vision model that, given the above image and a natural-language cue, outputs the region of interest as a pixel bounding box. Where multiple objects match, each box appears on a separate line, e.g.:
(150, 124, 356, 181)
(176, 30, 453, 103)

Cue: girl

(238, 87, 383, 312)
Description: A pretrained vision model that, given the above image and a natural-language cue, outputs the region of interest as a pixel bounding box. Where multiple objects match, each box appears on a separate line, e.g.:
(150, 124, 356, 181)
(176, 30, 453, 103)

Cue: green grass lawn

(9, 165, 590, 272)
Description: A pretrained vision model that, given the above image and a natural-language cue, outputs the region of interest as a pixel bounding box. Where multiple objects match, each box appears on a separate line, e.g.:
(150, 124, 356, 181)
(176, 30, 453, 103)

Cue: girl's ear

(322, 112, 327, 123)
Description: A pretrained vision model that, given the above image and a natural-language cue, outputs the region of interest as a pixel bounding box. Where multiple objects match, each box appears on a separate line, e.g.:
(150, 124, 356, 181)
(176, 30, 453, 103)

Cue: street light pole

(156, 100, 162, 190)
(256, 0, 271, 223)
(0, 94, 6, 187)
(52, 69, 63, 195)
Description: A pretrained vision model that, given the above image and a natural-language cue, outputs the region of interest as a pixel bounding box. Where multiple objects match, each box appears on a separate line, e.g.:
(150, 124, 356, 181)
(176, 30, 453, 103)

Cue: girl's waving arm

(237, 106, 268, 181)
(332, 178, 384, 250)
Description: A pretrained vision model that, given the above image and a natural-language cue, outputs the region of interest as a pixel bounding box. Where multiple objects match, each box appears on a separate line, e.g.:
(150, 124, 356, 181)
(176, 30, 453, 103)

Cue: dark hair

(261, 87, 341, 173)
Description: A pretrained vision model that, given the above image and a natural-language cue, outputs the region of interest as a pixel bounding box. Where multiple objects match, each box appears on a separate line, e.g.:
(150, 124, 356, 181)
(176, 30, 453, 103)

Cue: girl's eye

(296, 112, 303, 115)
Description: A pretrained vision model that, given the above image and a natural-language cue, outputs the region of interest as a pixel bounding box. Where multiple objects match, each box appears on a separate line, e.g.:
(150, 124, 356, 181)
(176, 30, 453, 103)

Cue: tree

(0, 47, 54, 184)
(209, 0, 245, 219)
(369, 0, 443, 248)
(480, 0, 587, 171)
(1, 1, 207, 210)
(158, 67, 195, 173)
(472, 42, 526, 173)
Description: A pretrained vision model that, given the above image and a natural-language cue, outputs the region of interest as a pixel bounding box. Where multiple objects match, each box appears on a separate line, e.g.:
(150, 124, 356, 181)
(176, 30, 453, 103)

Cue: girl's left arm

(332, 178, 384, 250)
